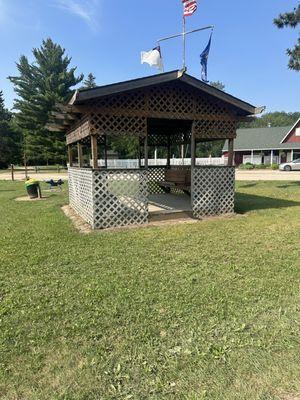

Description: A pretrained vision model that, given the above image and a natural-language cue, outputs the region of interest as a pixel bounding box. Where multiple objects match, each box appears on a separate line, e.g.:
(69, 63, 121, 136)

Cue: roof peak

(70, 70, 263, 116)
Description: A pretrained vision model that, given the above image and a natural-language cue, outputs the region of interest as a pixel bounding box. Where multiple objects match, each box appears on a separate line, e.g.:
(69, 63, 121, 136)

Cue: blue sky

(0, 0, 299, 112)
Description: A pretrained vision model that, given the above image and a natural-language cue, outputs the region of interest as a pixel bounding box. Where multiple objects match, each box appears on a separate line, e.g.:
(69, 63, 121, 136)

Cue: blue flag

(200, 32, 212, 82)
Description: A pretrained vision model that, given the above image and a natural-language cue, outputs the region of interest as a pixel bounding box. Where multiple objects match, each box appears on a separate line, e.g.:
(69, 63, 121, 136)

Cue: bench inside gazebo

(49, 70, 263, 229)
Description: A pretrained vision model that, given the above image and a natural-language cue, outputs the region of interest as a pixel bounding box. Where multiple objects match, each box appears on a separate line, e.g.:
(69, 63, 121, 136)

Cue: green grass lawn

(1, 181, 300, 400)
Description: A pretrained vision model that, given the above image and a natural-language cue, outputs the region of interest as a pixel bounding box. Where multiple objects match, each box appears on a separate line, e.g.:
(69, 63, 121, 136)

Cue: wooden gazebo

(49, 70, 263, 229)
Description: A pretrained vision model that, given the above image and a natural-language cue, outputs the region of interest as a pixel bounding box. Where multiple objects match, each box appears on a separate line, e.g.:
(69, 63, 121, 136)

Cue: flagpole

(183, 15, 186, 70)
(157, 26, 214, 43)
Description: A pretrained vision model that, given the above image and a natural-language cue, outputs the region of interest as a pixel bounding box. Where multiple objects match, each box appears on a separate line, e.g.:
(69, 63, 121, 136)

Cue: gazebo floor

(149, 193, 192, 216)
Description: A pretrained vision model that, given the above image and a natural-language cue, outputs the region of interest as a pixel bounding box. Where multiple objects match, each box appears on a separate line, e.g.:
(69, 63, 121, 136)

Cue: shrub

(239, 163, 254, 170)
(254, 164, 268, 169)
(271, 164, 279, 170)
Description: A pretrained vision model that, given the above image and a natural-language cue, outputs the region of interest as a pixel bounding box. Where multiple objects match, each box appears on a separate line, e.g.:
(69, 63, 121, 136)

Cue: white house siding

(243, 154, 262, 165)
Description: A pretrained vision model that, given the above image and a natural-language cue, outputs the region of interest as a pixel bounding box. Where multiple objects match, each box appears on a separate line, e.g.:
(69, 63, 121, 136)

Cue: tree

(274, 5, 300, 70)
(82, 73, 97, 89)
(239, 111, 300, 129)
(0, 91, 22, 168)
(109, 136, 139, 159)
(210, 81, 225, 91)
(8, 38, 83, 165)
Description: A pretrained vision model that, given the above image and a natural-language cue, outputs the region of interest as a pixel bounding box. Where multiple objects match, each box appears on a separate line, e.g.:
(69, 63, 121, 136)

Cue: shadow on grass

(276, 182, 300, 189)
(238, 183, 258, 189)
(235, 192, 300, 214)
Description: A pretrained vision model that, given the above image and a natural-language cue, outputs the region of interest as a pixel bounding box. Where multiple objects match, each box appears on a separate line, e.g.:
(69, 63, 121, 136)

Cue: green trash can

(25, 179, 40, 199)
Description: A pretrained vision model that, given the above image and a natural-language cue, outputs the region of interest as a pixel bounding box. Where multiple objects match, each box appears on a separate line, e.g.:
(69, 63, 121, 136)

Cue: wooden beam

(167, 134, 171, 168)
(138, 138, 142, 168)
(45, 123, 67, 132)
(68, 145, 73, 167)
(144, 134, 148, 169)
(104, 135, 108, 169)
(77, 143, 83, 168)
(55, 103, 87, 114)
(91, 136, 98, 169)
(191, 122, 196, 168)
(51, 111, 79, 121)
(227, 138, 234, 166)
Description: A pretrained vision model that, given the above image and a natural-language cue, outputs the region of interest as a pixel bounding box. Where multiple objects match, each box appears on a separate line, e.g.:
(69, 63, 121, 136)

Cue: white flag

(141, 46, 163, 71)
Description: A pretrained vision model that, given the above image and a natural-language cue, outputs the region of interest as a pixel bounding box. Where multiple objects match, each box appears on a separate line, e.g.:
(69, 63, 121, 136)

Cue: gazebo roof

(70, 69, 264, 116)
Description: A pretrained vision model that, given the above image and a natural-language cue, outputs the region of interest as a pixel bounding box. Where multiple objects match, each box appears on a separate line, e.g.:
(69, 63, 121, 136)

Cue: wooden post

(191, 123, 196, 168)
(77, 143, 83, 168)
(167, 134, 171, 168)
(11, 164, 14, 181)
(138, 138, 142, 168)
(24, 152, 28, 179)
(144, 134, 148, 169)
(68, 145, 73, 167)
(91, 136, 98, 169)
(228, 138, 234, 166)
(104, 135, 108, 169)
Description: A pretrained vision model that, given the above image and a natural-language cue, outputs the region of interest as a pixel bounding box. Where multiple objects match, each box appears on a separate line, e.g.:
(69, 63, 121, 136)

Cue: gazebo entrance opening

(146, 117, 194, 220)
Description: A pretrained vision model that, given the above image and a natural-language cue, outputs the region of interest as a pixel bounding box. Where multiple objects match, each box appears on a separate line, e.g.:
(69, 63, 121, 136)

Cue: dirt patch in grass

(62, 205, 237, 234)
(61, 205, 92, 234)
(15, 196, 49, 202)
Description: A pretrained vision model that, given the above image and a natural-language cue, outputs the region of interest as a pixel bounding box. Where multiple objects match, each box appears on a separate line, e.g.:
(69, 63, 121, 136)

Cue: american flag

(182, 0, 197, 17)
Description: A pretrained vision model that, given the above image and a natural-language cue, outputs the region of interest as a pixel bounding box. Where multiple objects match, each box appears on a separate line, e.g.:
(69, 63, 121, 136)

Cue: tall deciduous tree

(8, 38, 83, 164)
(82, 73, 97, 89)
(210, 81, 225, 91)
(239, 111, 300, 129)
(274, 5, 300, 70)
(0, 91, 22, 168)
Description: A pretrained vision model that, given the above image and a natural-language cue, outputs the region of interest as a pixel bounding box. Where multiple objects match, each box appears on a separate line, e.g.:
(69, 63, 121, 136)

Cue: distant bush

(271, 164, 279, 170)
(239, 163, 254, 170)
(254, 164, 268, 169)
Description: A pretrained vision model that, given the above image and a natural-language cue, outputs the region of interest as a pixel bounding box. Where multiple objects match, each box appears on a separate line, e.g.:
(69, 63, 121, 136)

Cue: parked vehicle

(279, 159, 300, 171)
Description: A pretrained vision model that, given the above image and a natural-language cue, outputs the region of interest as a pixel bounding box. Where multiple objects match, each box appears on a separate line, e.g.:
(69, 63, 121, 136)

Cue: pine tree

(8, 38, 83, 164)
(274, 5, 300, 70)
(0, 91, 10, 122)
(82, 73, 97, 89)
(0, 91, 22, 168)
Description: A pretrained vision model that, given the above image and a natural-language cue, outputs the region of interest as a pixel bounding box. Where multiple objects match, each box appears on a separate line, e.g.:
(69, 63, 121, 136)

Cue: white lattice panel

(148, 166, 167, 194)
(93, 170, 148, 229)
(192, 166, 235, 218)
(68, 168, 94, 226)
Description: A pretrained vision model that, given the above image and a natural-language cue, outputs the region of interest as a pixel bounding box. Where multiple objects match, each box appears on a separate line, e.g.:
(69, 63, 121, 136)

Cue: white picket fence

(96, 157, 225, 169)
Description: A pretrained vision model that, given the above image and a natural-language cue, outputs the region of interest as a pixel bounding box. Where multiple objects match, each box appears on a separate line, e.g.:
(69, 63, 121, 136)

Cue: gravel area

(0, 172, 68, 181)
(1, 169, 300, 182)
(236, 169, 300, 181)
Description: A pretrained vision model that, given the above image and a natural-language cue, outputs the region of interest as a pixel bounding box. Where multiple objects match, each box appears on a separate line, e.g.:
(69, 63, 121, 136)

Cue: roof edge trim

(280, 117, 300, 143)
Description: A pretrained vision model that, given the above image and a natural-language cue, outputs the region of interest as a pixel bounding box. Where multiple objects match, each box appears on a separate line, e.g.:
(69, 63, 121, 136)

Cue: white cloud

(54, 0, 100, 31)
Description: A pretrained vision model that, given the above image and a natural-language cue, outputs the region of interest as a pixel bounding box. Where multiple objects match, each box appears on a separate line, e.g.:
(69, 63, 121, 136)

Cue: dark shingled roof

(70, 70, 264, 116)
(223, 125, 300, 151)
